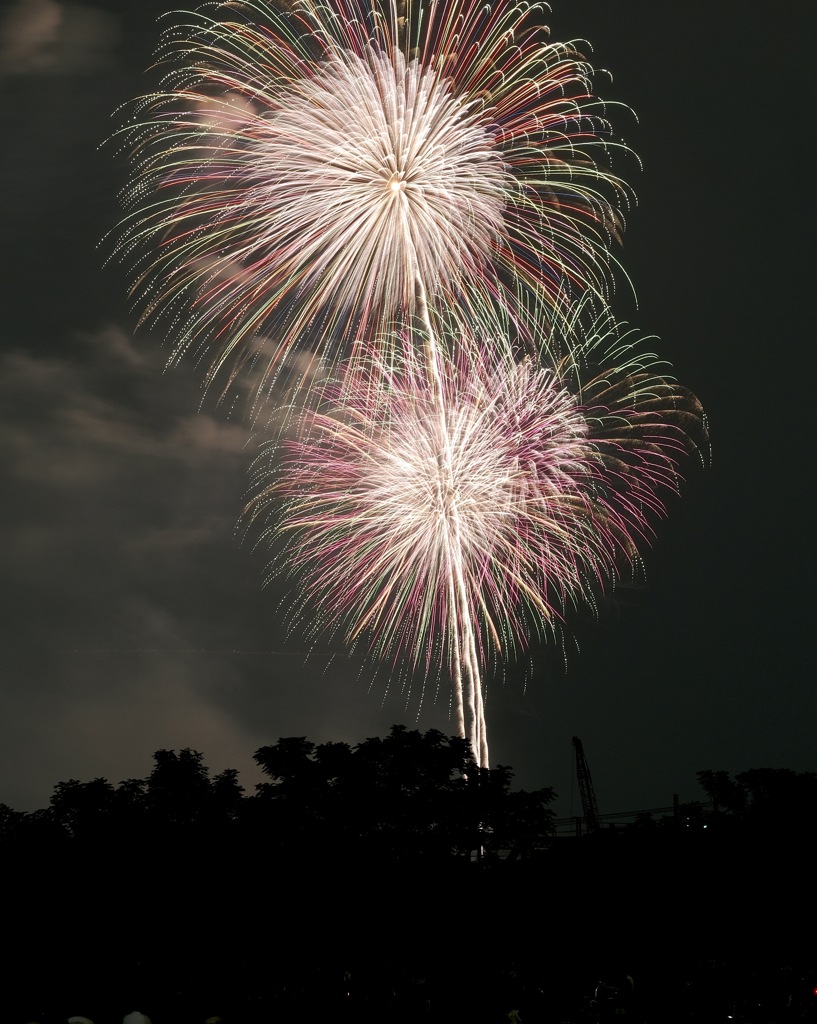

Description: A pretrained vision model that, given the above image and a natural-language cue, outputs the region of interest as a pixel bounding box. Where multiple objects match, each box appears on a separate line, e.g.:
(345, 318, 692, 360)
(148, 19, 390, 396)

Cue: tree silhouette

(697, 767, 817, 837)
(252, 725, 554, 863)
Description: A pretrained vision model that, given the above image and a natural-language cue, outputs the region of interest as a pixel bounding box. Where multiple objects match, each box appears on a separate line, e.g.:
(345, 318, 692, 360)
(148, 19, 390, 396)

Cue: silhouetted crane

(572, 736, 600, 834)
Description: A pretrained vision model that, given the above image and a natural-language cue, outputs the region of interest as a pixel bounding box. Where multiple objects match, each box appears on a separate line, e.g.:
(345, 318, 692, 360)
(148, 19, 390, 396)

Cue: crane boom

(572, 736, 600, 834)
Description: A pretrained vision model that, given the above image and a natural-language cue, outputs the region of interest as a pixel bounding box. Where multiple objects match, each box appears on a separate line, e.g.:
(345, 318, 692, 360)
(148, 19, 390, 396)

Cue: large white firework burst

(243, 46, 507, 327)
(113, 0, 633, 406)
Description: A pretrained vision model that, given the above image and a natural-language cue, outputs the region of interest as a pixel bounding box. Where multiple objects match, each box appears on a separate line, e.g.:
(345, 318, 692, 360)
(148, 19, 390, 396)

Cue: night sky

(1, 0, 813, 818)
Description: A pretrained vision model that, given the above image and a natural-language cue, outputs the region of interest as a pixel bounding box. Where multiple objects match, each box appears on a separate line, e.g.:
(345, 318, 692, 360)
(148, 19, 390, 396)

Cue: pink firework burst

(248, 320, 705, 759)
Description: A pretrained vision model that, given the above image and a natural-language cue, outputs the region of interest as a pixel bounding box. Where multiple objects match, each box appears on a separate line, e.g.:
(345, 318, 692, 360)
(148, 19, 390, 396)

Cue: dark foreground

(6, 829, 814, 1023)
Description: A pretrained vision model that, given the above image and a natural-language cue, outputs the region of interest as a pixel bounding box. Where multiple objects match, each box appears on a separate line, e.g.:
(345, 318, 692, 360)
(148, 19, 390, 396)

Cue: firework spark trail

(112, 0, 633, 413)
(414, 274, 488, 763)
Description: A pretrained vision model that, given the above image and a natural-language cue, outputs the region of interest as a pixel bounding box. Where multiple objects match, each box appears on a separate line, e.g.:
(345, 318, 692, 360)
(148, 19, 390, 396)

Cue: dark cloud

(0, 325, 459, 810)
(0, 327, 267, 806)
(0, 0, 118, 76)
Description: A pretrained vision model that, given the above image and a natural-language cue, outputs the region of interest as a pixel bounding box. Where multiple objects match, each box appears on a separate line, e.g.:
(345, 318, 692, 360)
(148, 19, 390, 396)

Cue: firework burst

(112, 0, 633, 406)
(248, 317, 705, 763)
(114, 0, 706, 768)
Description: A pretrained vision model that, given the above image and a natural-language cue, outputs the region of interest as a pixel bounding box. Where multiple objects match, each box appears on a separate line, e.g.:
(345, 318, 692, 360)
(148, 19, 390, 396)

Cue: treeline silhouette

(5, 732, 817, 856)
(0, 725, 555, 862)
(695, 767, 817, 834)
(1, 729, 815, 1023)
